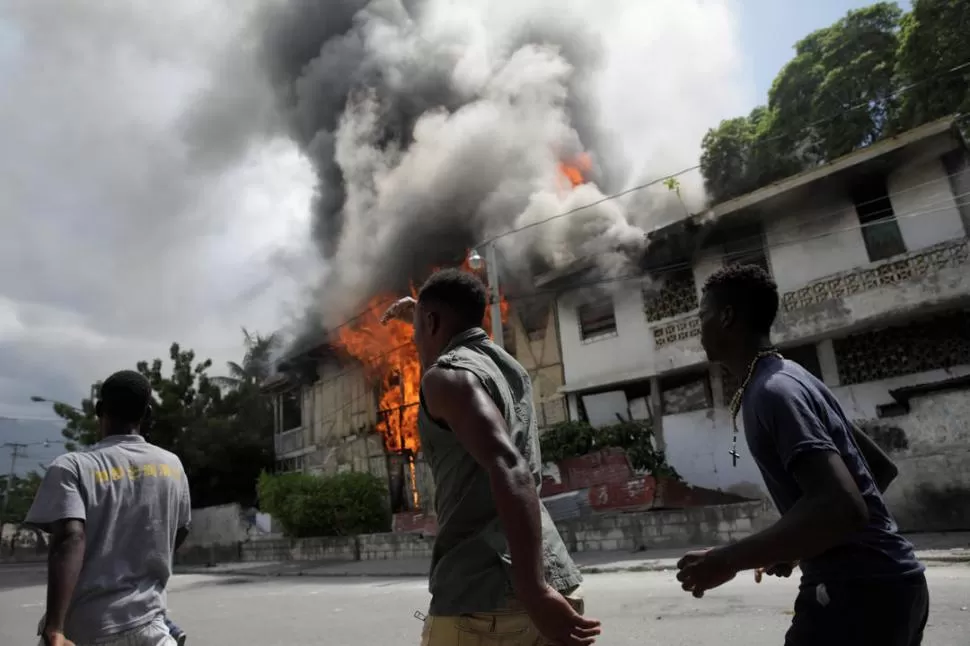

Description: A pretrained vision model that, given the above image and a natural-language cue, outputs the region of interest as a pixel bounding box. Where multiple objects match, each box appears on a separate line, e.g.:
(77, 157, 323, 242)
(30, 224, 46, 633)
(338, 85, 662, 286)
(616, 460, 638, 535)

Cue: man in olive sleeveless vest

(382, 269, 600, 646)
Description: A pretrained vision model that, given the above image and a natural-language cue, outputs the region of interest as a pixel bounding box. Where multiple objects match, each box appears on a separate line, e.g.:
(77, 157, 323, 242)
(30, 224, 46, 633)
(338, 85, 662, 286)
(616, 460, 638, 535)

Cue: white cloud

(0, 0, 314, 413)
(0, 0, 752, 416)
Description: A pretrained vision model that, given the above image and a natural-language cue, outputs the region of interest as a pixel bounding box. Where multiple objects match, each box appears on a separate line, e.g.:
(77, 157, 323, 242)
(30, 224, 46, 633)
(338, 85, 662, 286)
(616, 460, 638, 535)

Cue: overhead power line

(279, 152, 970, 363)
(277, 58, 970, 361)
(285, 191, 970, 395)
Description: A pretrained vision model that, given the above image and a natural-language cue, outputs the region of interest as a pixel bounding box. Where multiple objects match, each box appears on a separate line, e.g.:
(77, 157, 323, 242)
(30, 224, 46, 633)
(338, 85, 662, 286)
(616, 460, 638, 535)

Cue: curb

(580, 563, 676, 575)
(175, 554, 970, 580)
(175, 568, 425, 579)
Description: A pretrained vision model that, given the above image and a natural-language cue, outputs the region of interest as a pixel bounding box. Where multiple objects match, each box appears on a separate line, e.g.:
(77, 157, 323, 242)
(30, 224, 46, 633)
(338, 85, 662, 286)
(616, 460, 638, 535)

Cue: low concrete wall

(176, 543, 246, 566)
(239, 536, 358, 563)
(232, 501, 777, 565)
(182, 504, 273, 548)
(233, 533, 435, 562)
(359, 533, 434, 560)
(558, 500, 776, 553)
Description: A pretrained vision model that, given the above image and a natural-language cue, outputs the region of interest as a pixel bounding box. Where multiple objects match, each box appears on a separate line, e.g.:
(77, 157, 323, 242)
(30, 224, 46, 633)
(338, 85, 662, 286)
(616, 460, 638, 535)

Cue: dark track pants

(784, 573, 929, 646)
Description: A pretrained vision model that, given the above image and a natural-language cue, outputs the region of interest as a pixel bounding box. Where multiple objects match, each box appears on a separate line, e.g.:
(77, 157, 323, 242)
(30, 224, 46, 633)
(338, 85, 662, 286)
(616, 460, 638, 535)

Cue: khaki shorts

(420, 587, 584, 646)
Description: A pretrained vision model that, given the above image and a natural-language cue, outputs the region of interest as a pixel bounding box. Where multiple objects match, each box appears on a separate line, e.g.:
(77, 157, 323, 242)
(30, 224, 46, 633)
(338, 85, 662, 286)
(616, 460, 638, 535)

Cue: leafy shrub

(257, 471, 392, 538)
(539, 419, 680, 479)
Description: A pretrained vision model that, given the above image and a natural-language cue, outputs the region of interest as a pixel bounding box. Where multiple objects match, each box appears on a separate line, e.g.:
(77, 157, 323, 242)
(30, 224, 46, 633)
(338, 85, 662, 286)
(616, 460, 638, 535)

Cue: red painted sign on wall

(588, 475, 658, 511)
(540, 448, 633, 496)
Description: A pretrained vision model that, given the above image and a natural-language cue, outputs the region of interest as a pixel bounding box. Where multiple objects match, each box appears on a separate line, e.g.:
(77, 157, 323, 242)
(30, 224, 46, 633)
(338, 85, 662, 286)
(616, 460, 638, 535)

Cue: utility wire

(477, 57, 970, 247)
(278, 57, 970, 360)
(290, 193, 970, 400)
(281, 160, 970, 363)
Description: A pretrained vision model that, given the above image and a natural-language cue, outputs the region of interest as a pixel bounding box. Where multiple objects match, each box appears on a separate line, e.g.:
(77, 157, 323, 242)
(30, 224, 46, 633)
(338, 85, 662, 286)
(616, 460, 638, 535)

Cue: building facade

(549, 117, 970, 528)
(263, 300, 567, 514)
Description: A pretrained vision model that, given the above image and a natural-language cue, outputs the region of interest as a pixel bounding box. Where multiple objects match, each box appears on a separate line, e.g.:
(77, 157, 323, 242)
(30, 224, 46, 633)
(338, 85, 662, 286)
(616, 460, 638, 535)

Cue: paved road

(2, 564, 968, 644)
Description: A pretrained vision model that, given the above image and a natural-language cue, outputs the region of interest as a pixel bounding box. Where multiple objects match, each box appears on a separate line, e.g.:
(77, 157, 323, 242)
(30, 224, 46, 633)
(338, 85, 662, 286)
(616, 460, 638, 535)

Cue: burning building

(261, 158, 592, 514)
(251, 0, 676, 514)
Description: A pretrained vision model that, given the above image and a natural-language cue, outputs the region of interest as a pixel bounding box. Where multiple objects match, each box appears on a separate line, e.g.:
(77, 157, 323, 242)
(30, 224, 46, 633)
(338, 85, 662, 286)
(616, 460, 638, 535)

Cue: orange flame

(334, 251, 510, 507)
(558, 152, 592, 190)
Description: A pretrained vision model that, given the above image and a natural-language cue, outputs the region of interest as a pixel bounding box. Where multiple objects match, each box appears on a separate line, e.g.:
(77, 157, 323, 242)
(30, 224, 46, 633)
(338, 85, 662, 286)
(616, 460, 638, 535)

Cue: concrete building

(545, 116, 970, 530)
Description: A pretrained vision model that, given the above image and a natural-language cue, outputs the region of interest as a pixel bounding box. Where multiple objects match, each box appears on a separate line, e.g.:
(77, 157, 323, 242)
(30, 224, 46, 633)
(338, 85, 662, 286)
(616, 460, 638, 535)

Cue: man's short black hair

(99, 370, 152, 424)
(418, 268, 488, 328)
(703, 264, 779, 335)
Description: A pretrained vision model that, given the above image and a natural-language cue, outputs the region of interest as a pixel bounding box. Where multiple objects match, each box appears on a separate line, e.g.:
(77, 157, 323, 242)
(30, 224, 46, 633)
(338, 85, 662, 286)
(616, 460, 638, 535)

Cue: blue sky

(740, 0, 911, 104)
(0, 1, 915, 476)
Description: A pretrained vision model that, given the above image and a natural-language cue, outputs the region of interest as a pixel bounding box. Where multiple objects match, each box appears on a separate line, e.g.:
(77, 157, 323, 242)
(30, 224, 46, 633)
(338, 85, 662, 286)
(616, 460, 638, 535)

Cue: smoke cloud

(198, 0, 748, 333)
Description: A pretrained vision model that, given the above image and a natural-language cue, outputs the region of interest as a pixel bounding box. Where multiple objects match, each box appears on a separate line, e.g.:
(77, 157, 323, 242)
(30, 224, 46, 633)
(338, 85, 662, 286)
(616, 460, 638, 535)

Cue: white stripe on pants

(38, 617, 176, 646)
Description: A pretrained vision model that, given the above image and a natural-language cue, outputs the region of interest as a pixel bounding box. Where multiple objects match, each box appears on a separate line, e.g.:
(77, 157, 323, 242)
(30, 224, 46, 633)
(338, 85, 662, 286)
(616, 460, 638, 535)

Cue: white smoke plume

(194, 0, 747, 334)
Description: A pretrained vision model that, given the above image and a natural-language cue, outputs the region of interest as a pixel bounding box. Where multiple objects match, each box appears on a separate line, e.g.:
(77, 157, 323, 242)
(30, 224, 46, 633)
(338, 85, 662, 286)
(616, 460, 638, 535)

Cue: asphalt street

(1, 564, 968, 645)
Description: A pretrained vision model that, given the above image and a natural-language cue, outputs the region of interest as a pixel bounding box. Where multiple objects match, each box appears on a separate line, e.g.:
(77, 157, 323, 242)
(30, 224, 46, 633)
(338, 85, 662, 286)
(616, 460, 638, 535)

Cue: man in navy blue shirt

(676, 264, 928, 645)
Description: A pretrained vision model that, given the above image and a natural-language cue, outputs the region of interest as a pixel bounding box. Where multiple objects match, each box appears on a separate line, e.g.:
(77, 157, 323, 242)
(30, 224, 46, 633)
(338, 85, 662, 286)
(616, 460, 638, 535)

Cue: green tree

(189, 332, 278, 509)
(701, 3, 908, 203)
(769, 3, 902, 160)
(0, 471, 42, 531)
(47, 335, 276, 509)
(699, 106, 804, 204)
(893, 0, 970, 132)
(211, 329, 280, 390)
(56, 399, 100, 451)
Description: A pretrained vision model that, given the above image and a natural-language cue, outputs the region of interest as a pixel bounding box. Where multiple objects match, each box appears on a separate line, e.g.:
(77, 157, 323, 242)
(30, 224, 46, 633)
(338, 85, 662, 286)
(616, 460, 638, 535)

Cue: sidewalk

(174, 532, 970, 579)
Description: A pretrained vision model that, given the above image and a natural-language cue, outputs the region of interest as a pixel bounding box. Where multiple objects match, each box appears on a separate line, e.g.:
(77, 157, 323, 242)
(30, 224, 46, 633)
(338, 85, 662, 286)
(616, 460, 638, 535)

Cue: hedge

(257, 471, 392, 538)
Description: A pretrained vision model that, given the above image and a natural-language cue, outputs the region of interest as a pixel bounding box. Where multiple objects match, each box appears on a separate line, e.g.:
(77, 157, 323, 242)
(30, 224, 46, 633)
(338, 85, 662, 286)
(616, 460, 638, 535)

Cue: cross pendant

(729, 445, 740, 467)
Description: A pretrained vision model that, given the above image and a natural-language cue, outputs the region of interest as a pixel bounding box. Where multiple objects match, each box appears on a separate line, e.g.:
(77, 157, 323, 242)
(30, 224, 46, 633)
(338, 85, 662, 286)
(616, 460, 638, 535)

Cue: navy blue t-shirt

(741, 356, 923, 585)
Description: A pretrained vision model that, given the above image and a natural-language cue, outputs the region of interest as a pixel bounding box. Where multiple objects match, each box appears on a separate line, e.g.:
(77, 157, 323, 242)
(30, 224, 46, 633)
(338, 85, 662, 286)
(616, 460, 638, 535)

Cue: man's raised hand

(380, 297, 416, 325)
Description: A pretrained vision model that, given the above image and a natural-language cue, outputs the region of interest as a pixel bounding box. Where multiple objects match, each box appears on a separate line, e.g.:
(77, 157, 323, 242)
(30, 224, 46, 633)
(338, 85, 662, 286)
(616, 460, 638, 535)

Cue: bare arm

(717, 450, 869, 571)
(23, 460, 87, 643)
(380, 297, 416, 325)
(851, 424, 898, 494)
(44, 520, 86, 636)
(421, 366, 545, 596)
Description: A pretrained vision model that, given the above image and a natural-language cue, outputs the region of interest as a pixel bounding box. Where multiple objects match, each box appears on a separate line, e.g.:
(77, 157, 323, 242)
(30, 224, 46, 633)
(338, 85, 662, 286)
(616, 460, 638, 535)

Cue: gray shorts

(38, 617, 176, 646)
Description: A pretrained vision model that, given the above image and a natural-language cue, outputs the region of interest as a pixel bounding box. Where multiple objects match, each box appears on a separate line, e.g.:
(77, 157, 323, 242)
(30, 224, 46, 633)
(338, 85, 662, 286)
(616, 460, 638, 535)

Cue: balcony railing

(274, 427, 305, 456)
(652, 312, 701, 349)
(649, 237, 970, 350)
(780, 237, 970, 313)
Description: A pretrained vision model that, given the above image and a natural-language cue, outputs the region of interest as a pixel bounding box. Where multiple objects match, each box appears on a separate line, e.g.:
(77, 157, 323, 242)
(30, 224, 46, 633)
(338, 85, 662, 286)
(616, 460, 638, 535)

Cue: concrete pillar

(567, 393, 580, 421)
(817, 339, 841, 387)
(649, 376, 666, 452)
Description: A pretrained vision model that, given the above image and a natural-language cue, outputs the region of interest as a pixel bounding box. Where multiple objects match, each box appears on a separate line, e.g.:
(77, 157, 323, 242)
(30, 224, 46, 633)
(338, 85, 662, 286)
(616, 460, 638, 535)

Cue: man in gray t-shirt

(26, 371, 191, 646)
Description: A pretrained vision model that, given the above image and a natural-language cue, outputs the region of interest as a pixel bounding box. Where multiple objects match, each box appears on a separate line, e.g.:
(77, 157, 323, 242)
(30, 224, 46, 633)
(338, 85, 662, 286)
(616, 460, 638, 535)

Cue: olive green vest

(419, 327, 581, 615)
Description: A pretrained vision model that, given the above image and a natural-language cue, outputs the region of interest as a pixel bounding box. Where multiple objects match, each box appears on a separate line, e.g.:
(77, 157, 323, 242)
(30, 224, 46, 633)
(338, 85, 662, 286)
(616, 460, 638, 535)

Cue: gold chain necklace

(727, 348, 782, 467)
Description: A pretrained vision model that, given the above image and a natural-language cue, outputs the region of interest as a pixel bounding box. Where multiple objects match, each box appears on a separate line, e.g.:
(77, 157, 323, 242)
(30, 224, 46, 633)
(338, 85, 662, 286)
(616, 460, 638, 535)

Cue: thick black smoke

(252, 0, 653, 331)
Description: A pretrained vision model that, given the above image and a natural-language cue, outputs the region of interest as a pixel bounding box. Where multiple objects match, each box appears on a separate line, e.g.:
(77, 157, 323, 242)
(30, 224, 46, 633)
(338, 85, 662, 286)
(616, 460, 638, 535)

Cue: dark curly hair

(418, 268, 487, 329)
(98, 370, 152, 425)
(702, 264, 779, 335)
